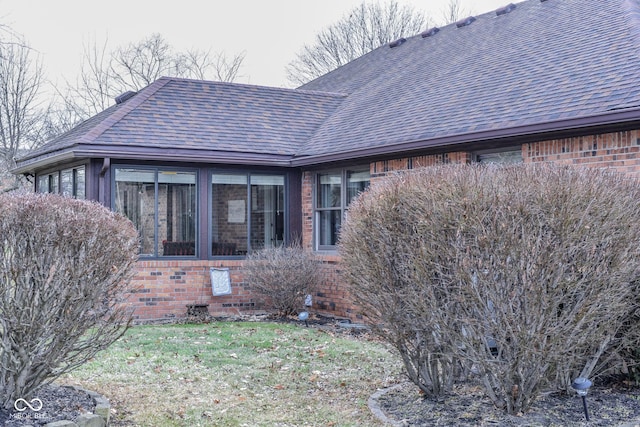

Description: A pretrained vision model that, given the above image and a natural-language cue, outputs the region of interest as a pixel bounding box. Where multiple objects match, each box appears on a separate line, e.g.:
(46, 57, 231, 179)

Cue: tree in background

(58, 33, 246, 128)
(286, 1, 428, 86)
(0, 35, 49, 191)
(441, 0, 472, 24)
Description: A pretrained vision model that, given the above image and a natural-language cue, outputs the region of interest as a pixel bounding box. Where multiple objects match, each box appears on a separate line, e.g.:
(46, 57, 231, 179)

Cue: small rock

(75, 414, 105, 427)
(45, 421, 76, 427)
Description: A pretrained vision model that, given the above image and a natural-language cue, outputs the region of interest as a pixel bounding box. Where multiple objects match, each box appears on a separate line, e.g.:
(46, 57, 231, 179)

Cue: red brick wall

(524, 130, 640, 176)
(301, 171, 314, 251)
(313, 253, 363, 320)
(371, 151, 472, 180)
(126, 260, 259, 322)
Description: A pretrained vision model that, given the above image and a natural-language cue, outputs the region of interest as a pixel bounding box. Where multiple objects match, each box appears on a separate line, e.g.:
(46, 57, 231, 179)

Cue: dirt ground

(0, 385, 95, 426)
(376, 379, 640, 427)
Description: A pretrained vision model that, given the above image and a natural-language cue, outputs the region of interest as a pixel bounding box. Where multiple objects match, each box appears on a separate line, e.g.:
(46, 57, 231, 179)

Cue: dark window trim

(473, 146, 523, 164)
(313, 165, 370, 252)
(111, 164, 200, 259)
(35, 162, 88, 198)
(208, 169, 289, 260)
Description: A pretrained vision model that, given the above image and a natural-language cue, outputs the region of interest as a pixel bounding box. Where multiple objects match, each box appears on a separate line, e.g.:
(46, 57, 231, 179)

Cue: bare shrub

(244, 242, 323, 316)
(0, 192, 138, 410)
(337, 179, 463, 398)
(339, 163, 640, 414)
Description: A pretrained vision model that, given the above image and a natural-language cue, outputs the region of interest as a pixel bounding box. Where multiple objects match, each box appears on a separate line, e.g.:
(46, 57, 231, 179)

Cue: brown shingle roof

(294, 0, 640, 163)
(15, 0, 640, 172)
(16, 78, 345, 170)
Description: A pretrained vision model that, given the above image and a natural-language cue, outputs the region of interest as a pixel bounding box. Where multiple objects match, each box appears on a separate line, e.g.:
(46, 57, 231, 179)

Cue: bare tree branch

(112, 33, 175, 90)
(0, 35, 47, 188)
(441, 0, 472, 25)
(286, 1, 428, 86)
(57, 33, 246, 131)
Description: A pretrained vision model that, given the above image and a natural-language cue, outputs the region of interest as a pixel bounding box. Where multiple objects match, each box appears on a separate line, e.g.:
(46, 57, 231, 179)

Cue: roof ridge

(160, 75, 348, 99)
(76, 77, 172, 145)
(622, 0, 640, 56)
(392, 0, 519, 45)
(293, 87, 348, 98)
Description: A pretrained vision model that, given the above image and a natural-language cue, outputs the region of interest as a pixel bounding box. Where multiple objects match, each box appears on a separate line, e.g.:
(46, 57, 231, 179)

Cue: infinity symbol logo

(14, 398, 43, 412)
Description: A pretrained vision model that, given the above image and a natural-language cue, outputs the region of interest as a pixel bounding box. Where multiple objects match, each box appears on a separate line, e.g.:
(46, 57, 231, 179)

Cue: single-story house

(13, 0, 640, 321)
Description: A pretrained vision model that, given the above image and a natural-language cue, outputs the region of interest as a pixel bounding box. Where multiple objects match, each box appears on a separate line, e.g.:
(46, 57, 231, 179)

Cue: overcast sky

(1, 0, 511, 89)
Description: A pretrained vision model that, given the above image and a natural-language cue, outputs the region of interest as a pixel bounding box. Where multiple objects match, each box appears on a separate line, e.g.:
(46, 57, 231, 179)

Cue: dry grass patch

(61, 322, 402, 426)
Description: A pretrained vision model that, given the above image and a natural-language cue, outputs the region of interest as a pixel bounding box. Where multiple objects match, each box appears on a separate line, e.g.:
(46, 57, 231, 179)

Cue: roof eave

(12, 150, 77, 175)
(75, 145, 294, 167)
(13, 144, 295, 173)
(291, 108, 640, 167)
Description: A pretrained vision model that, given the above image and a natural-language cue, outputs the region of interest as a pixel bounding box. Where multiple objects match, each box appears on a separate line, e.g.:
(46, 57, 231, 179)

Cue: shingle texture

(297, 0, 640, 158)
(21, 79, 344, 167)
(98, 80, 345, 155)
(15, 0, 640, 171)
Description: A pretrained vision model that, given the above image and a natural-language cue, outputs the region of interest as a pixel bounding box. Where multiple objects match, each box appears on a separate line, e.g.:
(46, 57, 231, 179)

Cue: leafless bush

(244, 242, 323, 316)
(340, 163, 640, 414)
(337, 178, 463, 398)
(0, 192, 138, 410)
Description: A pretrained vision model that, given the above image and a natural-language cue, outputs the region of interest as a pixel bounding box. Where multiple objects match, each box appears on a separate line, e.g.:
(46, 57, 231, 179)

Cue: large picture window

(211, 173, 285, 256)
(314, 167, 370, 250)
(114, 167, 197, 257)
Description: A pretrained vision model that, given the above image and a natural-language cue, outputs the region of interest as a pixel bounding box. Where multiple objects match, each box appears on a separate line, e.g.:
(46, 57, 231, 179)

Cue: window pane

(50, 174, 59, 194)
(250, 175, 285, 251)
(37, 176, 48, 193)
(212, 174, 247, 256)
(347, 170, 370, 205)
(317, 210, 341, 247)
(158, 171, 197, 256)
(317, 173, 341, 208)
(476, 150, 522, 164)
(114, 168, 156, 256)
(61, 169, 73, 197)
(75, 167, 85, 199)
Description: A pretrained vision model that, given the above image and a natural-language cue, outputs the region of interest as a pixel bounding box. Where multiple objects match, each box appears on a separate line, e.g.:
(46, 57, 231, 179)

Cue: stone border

(44, 386, 110, 427)
(367, 383, 408, 427)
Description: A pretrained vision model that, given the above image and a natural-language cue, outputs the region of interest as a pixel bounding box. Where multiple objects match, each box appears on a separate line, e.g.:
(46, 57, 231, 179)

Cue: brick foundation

(126, 256, 361, 322)
(125, 260, 258, 322)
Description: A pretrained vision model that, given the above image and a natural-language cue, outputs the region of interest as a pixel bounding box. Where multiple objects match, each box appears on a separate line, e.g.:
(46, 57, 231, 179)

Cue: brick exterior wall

(523, 130, 640, 176)
(301, 171, 314, 251)
(371, 151, 473, 180)
(128, 129, 640, 322)
(127, 260, 260, 322)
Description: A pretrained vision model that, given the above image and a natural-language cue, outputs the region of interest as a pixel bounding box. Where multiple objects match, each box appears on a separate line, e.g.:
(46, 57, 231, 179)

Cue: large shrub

(339, 163, 640, 414)
(0, 193, 139, 409)
(244, 242, 323, 316)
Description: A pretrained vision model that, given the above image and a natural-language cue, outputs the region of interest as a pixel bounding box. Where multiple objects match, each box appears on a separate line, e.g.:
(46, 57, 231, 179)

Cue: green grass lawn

(61, 321, 403, 427)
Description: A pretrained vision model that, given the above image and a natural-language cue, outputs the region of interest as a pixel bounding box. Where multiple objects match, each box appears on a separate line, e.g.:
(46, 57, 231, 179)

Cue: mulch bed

(0, 384, 95, 426)
(376, 379, 640, 426)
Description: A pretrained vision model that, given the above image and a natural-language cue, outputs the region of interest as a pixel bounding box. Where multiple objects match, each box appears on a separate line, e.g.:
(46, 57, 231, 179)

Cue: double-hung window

(315, 167, 370, 250)
(211, 173, 285, 257)
(114, 167, 197, 257)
